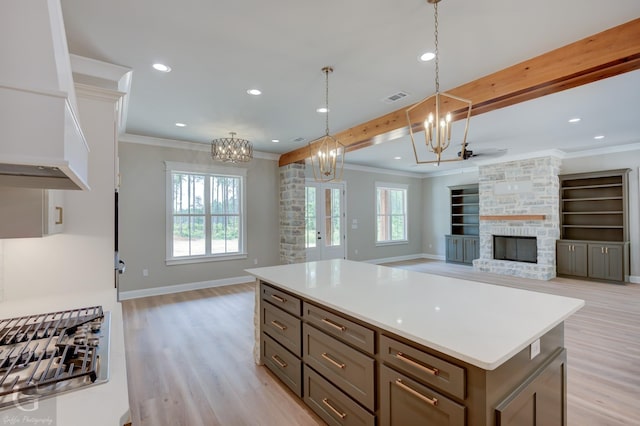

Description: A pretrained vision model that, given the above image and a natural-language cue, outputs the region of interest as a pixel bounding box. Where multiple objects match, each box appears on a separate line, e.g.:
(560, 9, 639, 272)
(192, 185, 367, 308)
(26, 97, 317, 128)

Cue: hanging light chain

(323, 66, 332, 136)
(434, 1, 440, 94)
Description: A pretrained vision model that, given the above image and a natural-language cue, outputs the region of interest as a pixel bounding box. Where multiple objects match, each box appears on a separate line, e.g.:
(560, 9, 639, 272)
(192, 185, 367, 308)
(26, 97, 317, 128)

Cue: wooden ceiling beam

(279, 17, 640, 167)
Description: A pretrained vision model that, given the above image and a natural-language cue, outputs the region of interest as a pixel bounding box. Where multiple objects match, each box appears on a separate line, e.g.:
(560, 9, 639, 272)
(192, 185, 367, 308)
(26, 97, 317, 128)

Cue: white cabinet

(0, 188, 64, 238)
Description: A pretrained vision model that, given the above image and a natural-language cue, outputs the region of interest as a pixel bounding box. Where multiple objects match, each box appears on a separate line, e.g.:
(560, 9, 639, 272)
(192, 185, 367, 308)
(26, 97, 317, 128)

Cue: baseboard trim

(118, 275, 256, 300)
(629, 275, 640, 284)
(365, 253, 445, 265)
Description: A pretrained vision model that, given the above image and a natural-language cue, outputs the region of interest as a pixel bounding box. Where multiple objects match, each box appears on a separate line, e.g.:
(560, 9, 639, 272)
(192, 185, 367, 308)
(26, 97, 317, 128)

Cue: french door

(305, 181, 346, 261)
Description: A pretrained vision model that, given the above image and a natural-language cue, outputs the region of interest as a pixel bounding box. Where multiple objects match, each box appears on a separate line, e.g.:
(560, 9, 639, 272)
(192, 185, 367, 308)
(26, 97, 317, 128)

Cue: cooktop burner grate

(0, 306, 109, 410)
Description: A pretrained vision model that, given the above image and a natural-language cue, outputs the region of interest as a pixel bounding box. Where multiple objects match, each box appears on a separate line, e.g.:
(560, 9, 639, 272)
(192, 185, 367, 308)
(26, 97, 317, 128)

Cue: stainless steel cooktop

(0, 306, 110, 410)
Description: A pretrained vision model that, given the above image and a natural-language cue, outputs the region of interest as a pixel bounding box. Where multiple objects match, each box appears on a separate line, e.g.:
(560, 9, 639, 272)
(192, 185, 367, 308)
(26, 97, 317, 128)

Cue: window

(376, 182, 408, 244)
(166, 162, 247, 264)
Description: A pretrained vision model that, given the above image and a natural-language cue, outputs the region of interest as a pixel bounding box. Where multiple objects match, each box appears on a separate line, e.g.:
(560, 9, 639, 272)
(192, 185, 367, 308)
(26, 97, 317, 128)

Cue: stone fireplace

(473, 155, 561, 280)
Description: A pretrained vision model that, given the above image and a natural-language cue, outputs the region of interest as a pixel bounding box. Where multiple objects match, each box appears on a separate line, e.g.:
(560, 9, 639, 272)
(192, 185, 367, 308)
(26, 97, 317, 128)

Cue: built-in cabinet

(260, 281, 568, 426)
(557, 169, 630, 282)
(0, 188, 64, 238)
(446, 184, 479, 265)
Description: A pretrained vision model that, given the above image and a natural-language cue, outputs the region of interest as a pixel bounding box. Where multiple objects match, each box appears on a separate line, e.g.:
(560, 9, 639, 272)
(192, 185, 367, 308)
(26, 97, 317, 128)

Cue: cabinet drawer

(380, 365, 465, 426)
(261, 282, 301, 316)
(303, 302, 375, 355)
(303, 323, 375, 411)
(262, 333, 302, 397)
(380, 335, 465, 400)
(262, 301, 302, 357)
(304, 366, 375, 426)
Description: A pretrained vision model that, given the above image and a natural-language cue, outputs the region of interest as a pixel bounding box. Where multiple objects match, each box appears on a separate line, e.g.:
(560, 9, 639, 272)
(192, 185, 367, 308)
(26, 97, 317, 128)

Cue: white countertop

(246, 259, 585, 370)
(0, 289, 130, 425)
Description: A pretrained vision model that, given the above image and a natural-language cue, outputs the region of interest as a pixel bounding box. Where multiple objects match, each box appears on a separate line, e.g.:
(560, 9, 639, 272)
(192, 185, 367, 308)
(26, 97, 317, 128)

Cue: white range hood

(0, 0, 89, 190)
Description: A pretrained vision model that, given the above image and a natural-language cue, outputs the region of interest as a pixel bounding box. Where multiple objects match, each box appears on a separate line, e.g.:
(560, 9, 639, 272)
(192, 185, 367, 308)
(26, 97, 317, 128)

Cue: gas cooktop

(0, 306, 110, 410)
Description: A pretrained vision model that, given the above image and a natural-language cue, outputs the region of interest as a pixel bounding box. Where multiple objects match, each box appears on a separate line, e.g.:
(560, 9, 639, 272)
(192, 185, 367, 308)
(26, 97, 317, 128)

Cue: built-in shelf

(557, 169, 630, 283)
(447, 184, 479, 265)
(480, 215, 546, 221)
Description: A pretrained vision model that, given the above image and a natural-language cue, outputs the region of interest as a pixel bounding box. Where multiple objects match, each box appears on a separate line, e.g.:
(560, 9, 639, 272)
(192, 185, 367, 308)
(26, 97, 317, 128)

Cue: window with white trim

(166, 162, 247, 264)
(375, 182, 408, 244)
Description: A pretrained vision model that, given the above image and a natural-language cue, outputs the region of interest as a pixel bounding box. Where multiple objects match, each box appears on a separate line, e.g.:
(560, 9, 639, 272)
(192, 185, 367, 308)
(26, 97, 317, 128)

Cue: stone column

(280, 163, 306, 264)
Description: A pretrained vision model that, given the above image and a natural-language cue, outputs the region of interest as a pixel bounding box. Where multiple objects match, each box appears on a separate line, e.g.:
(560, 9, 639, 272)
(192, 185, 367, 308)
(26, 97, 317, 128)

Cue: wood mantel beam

(279, 18, 640, 167)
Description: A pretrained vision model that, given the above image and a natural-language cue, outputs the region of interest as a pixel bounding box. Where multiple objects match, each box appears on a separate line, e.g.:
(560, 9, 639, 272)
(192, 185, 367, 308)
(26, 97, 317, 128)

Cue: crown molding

(562, 141, 640, 159)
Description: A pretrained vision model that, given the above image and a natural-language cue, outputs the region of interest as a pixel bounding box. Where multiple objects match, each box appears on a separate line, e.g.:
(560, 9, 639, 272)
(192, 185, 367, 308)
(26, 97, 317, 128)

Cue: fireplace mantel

(480, 214, 546, 221)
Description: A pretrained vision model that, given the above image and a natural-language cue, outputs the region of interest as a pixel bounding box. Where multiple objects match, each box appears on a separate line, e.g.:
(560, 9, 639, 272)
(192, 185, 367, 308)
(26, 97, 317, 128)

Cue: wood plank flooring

(122, 261, 640, 425)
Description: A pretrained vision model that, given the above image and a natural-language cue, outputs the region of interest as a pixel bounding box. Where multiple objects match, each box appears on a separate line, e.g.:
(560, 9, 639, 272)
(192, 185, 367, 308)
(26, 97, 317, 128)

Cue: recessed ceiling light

(568, 118, 581, 123)
(271, 139, 280, 143)
(316, 107, 329, 113)
(152, 63, 171, 72)
(594, 135, 605, 140)
(393, 156, 402, 160)
(420, 52, 436, 62)
(247, 89, 262, 96)
(175, 122, 186, 127)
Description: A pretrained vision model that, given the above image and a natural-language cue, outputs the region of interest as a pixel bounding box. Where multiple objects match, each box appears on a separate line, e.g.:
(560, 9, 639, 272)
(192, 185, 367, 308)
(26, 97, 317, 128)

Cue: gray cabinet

(380, 365, 465, 426)
(588, 243, 625, 282)
(0, 188, 64, 238)
(556, 241, 587, 277)
(558, 169, 630, 282)
(446, 235, 479, 265)
(260, 281, 568, 426)
(495, 349, 566, 426)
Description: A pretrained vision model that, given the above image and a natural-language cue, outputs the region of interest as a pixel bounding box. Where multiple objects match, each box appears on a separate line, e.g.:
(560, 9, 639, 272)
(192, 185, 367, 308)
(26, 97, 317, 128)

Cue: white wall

(1, 87, 119, 301)
(117, 141, 281, 294)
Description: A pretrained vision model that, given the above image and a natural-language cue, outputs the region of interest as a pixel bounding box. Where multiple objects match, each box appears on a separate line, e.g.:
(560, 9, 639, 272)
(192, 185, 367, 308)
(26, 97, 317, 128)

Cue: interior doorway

(305, 181, 346, 261)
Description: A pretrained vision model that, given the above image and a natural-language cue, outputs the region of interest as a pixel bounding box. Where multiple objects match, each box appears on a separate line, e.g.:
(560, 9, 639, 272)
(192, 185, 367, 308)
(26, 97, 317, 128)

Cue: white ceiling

(60, 0, 640, 175)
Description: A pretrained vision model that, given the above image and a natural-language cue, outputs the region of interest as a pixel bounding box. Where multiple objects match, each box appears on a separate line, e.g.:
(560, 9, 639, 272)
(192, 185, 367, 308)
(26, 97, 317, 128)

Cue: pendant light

(406, 0, 472, 165)
(309, 66, 345, 182)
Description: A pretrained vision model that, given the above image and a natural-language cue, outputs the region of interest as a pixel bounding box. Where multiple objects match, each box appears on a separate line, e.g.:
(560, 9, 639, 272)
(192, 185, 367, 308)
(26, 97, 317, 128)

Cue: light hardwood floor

(122, 260, 640, 425)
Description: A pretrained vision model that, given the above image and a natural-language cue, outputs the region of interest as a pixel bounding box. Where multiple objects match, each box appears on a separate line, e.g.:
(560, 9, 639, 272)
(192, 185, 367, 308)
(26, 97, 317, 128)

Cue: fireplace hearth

(493, 235, 537, 263)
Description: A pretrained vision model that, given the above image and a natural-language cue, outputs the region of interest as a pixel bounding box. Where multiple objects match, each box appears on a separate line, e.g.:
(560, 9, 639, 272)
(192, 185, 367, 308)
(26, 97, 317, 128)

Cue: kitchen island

(247, 259, 584, 426)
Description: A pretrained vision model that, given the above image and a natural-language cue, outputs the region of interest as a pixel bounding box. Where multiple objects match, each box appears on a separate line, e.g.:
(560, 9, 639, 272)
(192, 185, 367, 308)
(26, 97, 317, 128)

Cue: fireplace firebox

(493, 236, 537, 263)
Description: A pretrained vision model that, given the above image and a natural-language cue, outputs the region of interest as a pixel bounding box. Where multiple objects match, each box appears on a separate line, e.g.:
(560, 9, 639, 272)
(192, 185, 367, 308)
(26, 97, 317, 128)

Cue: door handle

(317, 231, 322, 240)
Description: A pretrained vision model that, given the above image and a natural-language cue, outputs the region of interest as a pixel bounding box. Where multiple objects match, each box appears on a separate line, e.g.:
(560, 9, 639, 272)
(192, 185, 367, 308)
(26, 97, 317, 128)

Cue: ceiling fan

(457, 143, 507, 160)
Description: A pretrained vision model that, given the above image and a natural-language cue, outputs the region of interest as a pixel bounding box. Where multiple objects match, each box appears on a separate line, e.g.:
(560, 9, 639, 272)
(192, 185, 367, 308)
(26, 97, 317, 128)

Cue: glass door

(305, 181, 346, 261)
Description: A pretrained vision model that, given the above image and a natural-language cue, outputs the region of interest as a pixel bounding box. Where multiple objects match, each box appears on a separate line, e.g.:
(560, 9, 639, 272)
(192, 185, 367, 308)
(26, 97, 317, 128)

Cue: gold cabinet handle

(270, 320, 287, 331)
(605, 247, 608, 254)
(322, 398, 347, 419)
(601, 247, 604, 254)
(55, 206, 63, 225)
(321, 318, 346, 332)
(271, 294, 286, 303)
(395, 379, 438, 406)
(321, 352, 345, 369)
(271, 354, 287, 368)
(395, 352, 439, 376)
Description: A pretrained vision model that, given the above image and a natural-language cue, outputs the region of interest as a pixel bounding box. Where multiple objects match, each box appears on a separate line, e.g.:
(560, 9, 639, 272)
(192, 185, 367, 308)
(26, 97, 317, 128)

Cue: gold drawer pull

(271, 294, 286, 303)
(55, 206, 63, 225)
(395, 352, 439, 376)
(395, 379, 438, 407)
(270, 320, 287, 331)
(321, 352, 345, 369)
(271, 354, 287, 368)
(322, 318, 346, 332)
(322, 398, 347, 419)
